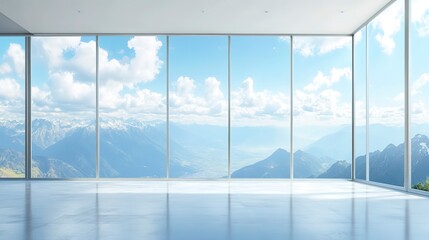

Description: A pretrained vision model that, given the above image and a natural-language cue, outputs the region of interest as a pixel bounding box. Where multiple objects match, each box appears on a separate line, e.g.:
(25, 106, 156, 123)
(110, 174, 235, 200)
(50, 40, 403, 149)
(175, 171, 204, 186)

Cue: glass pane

(230, 36, 291, 178)
(354, 27, 367, 180)
(410, 0, 429, 191)
(31, 36, 96, 178)
(293, 36, 352, 178)
(368, 0, 405, 187)
(98, 36, 167, 178)
(0, 37, 25, 178)
(169, 36, 228, 178)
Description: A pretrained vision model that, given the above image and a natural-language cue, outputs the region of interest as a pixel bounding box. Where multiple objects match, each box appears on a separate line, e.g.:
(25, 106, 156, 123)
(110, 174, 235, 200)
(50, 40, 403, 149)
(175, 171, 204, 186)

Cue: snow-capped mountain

(1, 117, 429, 183)
(31, 118, 72, 149)
(0, 118, 194, 178)
(410, 134, 429, 185)
(232, 134, 429, 184)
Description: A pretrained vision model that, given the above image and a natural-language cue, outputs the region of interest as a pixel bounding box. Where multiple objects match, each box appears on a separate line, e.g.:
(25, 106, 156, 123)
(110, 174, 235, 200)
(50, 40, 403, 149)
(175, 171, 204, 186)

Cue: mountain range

(355, 134, 429, 186)
(232, 148, 345, 178)
(231, 148, 325, 178)
(232, 134, 429, 187)
(0, 119, 195, 178)
(1, 119, 429, 186)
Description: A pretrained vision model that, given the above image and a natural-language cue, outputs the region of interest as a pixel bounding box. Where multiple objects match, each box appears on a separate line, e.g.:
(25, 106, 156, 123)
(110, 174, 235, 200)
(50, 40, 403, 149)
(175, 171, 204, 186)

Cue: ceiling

(0, 0, 393, 35)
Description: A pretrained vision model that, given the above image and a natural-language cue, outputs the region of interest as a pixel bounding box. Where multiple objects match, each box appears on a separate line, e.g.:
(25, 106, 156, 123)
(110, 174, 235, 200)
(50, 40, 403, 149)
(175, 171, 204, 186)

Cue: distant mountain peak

(415, 134, 425, 138)
(318, 160, 351, 178)
(272, 148, 288, 155)
(418, 142, 429, 156)
(0, 119, 24, 130)
(384, 143, 397, 151)
(412, 134, 429, 143)
(294, 149, 305, 155)
(100, 118, 164, 130)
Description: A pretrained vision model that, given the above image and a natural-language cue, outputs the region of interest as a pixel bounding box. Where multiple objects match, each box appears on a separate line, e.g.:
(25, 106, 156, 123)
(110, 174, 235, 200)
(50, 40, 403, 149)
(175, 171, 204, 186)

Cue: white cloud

(33, 37, 81, 68)
(0, 63, 12, 74)
(67, 40, 96, 81)
(293, 68, 353, 124)
(412, 73, 429, 95)
(99, 84, 166, 117)
(411, 0, 429, 36)
(32, 37, 96, 112)
(294, 89, 349, 120)
(411, 72, 429, 124)
(0, 78, 22, 99)
(127, 36, 163, 82)
(174, 76, 196, 98)
(230, 73, 351, 126)
(279, 36, 290, 43)
(292, 37, 351, 57)
(7, 43, 25, 78)
(371, 1, 403, 55)
(319, 89, 342, 115)
(49, 71, 95, 107)
(99, 81, 125, 110)
(304, 67, 351, 92)
(410, 101, 429, 124)
(355, 100, 366, 126)
(411, 101, 425, 114)
(99, 84, 163, 116)
(369, 105, 404, 126)
(99, 36, 163, 87)
(169, 76, 202, 113)
(205, 77, 224, 102)
(31, 36, 164, 115)
(31, 86, 52, 108)
(236, 77, 256, 107)
(0, 43, 25, 78)
(96, 37, 165, 118)
(394, 92, 404, 102)
(169, 76, 227, 117)
(123, 89, 165, 113)
(33, 37, 96, 82)
(231, 77, 290, 121)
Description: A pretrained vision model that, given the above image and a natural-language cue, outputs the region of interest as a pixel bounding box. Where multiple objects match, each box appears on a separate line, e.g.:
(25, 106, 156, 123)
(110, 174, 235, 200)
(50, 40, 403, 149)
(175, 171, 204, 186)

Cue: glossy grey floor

(1, 180, 429, 240)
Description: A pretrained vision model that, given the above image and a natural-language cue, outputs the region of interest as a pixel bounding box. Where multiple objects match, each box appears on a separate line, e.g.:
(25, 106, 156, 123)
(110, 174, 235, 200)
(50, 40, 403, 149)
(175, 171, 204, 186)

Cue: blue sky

(99, 36, 167, 95)
(169, 36, 228, 125)
(354, 0, 406, 127)
(410, 0, 429, 130)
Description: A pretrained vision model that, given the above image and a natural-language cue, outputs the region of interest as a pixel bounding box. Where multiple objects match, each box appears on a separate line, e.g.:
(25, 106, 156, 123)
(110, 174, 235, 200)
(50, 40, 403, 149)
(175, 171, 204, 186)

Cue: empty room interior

(1, 0, 429, 239)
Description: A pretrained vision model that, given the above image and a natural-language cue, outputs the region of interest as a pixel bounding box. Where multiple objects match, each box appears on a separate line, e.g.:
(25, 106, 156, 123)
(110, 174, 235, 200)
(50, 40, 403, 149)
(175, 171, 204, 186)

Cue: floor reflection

(0, 181, 427, 240)
(25, 181, 32, 240)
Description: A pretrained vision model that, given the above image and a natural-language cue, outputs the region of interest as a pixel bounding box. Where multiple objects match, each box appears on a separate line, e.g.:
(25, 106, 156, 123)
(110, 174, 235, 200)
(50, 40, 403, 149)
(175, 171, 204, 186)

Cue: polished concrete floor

(1, 180, 429, 240)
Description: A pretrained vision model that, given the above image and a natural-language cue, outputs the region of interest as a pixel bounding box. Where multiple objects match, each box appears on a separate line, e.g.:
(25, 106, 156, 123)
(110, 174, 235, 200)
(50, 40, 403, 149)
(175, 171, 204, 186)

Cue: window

(354, 27, 367, 180)
(99, 36, 167, 178)
(31, 36, 96, 178)
(2, 13, 414, 182)
(293, 36, 352, 178)
(230, 36, 291, 178)
(367, 0, 405, 187)
(410, 0, 429, 191)
(0, 37, 25, 178)
(169, 36, 228, 178)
